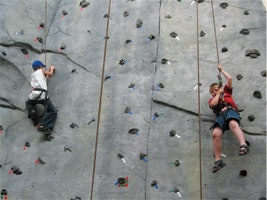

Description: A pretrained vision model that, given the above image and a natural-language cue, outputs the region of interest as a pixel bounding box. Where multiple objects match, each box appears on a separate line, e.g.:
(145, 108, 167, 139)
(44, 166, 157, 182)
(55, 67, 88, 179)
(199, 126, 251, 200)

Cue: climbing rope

(196, 1, 203, 200)
(90, 0, 112, 199)
(210, 0, 222, 86)
(44, 0, 48, 66)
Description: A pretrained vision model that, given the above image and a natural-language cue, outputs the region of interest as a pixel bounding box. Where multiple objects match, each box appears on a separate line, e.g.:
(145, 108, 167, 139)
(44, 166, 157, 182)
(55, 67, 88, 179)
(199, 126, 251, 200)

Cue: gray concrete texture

(0, 0, 266, 199)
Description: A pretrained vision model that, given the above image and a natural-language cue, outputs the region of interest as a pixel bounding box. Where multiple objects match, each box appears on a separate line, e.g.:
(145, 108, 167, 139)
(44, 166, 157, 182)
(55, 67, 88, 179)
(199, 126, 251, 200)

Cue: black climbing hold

(245, 140, 251, 147)
(20, 48, 28, 55)
(236, 74, 243, 80)
(239, 170, 247, 176)
(125, 39, 132, 44)
(253, 91, 262, 99)
(200, 30, 206, 37)
(197, 0, 205, 2)
(158, 83, 164, 88)
(161, 58, 168, 64)
(240, 29, 250, 35)
(220, 2, 228, 9)
(62, 10, 68, 16)
(174, 188, 180, 193)
(118, 177, 126, 184)
(70, 123, 79, 128)
(128, 128, 139, 134)
(170, 32, 177, 38)
(39, 23, 44, 28)
(119, 59, 126, 65)
(88, 118, 95, 125)
(36, 37, 43, 44)
(60, 44, 66, 50)
(248, 115, 255, 121)
(140, 153, 147, 160)
(222, 198, 229, 200)
(169, 129, 176, 137)
(103, 14, 109, 18)
(71, 69, 77, 73)
(104, 75, 111, 81)
(124, 107, 131, 113)
(117, 153, 124, 159)
(154, 112, 159, 117)
(148, 34, 155, 40)
(174, 159, 180, 166)
(0, 125, 3, 130)
(25, 141, 30, 147)
(245, 49, 261, 58)
(128, 83, 135, 88)
(1, 189, 7, 198)
(244, 10, 249, 15)
(11, 166, 22, 175)
(104, 36, 109, 40)
(64, 147, 72, 152)
(1, 52, 7, 56)
(37, 157, 46, 164)
(123, 11, 129, 17)
(261, 70, 266, 77)
(80, 0, 90, 8)
(165, 15, 172, 19)
(222, 24, 226, 28)
(136, 19, 143, 28)
(151, 180, 158, 187)
(221, 47, 228, 52)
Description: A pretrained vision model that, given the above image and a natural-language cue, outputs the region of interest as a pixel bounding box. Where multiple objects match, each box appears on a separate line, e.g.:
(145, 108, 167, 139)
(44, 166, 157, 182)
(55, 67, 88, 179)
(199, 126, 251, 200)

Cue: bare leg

(212, 127, 223, 161)
(228, 120, 246, 145)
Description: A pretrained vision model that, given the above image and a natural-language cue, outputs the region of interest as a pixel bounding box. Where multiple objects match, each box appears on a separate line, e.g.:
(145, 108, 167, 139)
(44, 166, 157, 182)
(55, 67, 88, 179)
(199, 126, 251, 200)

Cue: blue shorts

(210, 108, 241, 132)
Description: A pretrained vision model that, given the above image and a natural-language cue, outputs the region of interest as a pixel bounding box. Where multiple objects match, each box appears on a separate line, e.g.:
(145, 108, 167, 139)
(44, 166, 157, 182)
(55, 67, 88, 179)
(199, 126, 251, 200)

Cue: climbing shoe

(213, 160, 225, 173)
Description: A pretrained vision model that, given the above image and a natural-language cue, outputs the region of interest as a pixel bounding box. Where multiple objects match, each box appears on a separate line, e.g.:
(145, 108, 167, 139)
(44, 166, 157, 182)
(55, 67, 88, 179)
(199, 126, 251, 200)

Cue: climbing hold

(119, 59, 126, 65)
(125, 39, 132, 44)
(240, 29, 250, 35)
(0, 52, 7, 56)
(115, 177, 128, 187)
(128, 128, 139, 135)
(161, 58, 168, 64)
(36, 37, 43, 44)
(244, 10, 249, 15)
(148, 34, 155, 40)
(236, 74, 243, 80)
(248, 115, 255, 121)
(128, 83, 135, 89)
(71, 69, 77, 73)
(20, 48, 28, 55)
(136, 19, 143, 28)
(158, 83, 164, 89)
(245, 49, 261, 58)
(64, 147, 72, 152)
(174, 159, 180, 166)
(11, 166, 22, 175)
(62, 10, 68, 16)
(151, 180, 158, 189)
(35, 157, 46, 164)
(220, 2, 228, 9)
(221, 47, 228, 52)
(60, 44, 66, 50)
(261, 70, 266, 77)
(69, 123, 79, 128)
(103, 14, 109, 18)
(239, 170, 247, 177)
(124, 107, 132, 115)
(1, 189, 8, 200)
(245, 140, 251, 147)
(16, 30, 24, 35)
(253, 90, 262, 99)
(25, 141, 30, 148)
(123, 11, 129, 17)
(199, 30, 206, 37)
(104, 75, 111, 81)
(88, 118, 95, 125)
(79, 0, 90, 8)
(170, 32, 178, 38)
(39, 23, 44, 28)
(117, 153, 126, 163)
(165, 15, 172, 19)
(169, 129, 176, 137)
(197, 0, 205, 2)
(140, 153, 148, 161)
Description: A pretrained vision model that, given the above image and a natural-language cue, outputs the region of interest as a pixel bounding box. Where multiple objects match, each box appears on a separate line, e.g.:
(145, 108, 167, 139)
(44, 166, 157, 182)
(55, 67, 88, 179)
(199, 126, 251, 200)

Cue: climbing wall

(0, 0, 266, 199)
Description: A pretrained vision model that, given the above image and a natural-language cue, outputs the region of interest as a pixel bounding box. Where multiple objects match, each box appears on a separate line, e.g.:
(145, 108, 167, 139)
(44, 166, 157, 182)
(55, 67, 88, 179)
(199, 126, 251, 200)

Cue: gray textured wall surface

(0, 0, 266, 200)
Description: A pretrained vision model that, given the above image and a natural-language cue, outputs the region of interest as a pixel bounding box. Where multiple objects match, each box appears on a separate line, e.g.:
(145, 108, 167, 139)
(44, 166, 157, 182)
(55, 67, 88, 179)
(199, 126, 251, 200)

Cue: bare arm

(42, 66, 55, 77)
(209, 87, 224, 108)
(218, 64, 232, 89)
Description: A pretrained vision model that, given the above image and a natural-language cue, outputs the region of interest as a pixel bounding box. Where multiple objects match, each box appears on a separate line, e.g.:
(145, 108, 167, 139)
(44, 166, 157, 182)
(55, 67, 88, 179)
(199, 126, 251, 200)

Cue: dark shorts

(210, 108, 241, 132)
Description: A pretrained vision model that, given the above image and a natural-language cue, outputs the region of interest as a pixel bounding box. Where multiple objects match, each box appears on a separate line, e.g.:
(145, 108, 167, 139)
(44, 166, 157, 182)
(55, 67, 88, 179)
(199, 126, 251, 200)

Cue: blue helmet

(32, 60, 46, 70)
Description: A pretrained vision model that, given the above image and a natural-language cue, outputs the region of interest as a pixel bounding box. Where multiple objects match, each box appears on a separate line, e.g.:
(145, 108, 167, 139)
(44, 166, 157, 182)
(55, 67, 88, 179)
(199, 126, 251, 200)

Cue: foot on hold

(31, 111, 39, 126)
(213, 160, 225, 173)
(37, 126, 51, 135)
(239, 145, 250, 156)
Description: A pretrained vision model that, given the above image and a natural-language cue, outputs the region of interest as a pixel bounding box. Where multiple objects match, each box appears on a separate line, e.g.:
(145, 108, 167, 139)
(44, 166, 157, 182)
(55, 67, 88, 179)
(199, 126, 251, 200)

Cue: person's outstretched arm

(218, 64, 232, 89)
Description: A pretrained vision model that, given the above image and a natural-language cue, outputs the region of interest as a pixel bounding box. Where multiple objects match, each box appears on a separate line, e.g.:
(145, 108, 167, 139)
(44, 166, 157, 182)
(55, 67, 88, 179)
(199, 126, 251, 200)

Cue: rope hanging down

(196, 1, 203, 200)
(44, 0, 48, 66)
